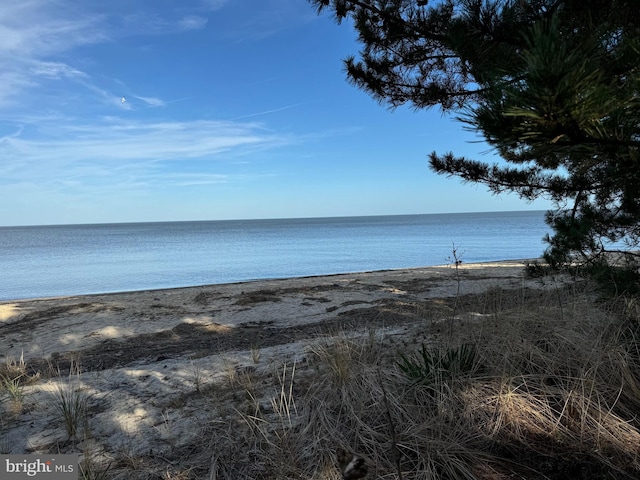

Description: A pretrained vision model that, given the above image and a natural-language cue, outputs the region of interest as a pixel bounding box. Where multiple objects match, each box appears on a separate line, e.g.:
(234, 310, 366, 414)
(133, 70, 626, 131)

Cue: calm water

(0, 211, 550, 301)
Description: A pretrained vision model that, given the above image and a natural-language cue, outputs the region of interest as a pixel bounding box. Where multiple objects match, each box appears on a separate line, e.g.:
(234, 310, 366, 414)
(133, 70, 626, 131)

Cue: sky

(0, 0, 553, 227)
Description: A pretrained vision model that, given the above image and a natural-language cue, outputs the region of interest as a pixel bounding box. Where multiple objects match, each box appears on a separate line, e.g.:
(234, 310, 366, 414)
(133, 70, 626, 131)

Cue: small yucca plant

(397, 343, 477, 385)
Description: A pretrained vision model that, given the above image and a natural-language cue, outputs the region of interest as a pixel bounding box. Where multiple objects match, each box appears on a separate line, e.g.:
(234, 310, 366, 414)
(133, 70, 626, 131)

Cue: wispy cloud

(120, 11, 210, 35)
(0, 117, 290, 190)
(1, 118, 287, 164)
(0, 3, 107, 58)
(130, 95, 167, 108)
(28, 61, 88, 80)
(0, 1, 213, 110)
(0, 2, 105, 107)
(178, 15, 208, 31)
(235, 102, 316, 120)
(168, 173, 230, 187)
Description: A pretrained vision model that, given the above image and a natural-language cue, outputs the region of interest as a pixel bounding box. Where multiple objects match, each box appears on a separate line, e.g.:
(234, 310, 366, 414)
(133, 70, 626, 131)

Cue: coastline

(1, 258, 552, 470)
(0, 259, 540, 365)
(1, 210, 551, 303)
(1, 258, 539, 304)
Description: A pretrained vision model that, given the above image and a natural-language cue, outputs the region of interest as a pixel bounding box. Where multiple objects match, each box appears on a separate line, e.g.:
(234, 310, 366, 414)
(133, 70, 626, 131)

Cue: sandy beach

(1, 260, 566, 478)
(0, 261, 538, 368)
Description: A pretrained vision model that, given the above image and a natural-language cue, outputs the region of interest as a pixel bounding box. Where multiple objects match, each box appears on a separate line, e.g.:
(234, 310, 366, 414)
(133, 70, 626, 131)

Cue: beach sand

(0, 260, 549, 475)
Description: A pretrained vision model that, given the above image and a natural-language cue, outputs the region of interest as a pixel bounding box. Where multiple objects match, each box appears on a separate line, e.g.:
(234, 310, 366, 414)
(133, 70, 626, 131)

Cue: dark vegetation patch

(193, 291, 220, 305)
(304, 296, 332, 303)
(384, 274, 499, 294)
(234, 289, 282, 306)
(277, 283, 344, 295)
(339, 300, 372, 308)
(0, 303, 123, 335)
(233, 283, 346, 306)
(383, 278, 438, 293)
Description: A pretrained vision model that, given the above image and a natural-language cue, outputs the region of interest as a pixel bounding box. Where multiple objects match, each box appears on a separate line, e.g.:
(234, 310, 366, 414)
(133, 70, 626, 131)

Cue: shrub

(397, 343, 477, 386)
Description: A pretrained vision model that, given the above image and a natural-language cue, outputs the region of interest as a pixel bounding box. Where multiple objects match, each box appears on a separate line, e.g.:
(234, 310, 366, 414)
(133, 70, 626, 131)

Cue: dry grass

(0, 352, 39, 416)
(5, 275, 640, 479)
(52, 360, 91, 440)
(188, 281, 640, 480)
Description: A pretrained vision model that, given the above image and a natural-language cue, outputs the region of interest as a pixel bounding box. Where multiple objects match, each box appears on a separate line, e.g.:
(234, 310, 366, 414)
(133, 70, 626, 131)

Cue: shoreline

(1, 258, 547, 461)
(0, 259, 543, 368)
(1, 258, 540, 304)
(4, 256, 637, 479)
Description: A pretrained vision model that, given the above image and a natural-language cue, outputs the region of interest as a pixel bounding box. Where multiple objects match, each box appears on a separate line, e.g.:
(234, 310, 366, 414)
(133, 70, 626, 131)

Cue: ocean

(0, 211, 551, 301)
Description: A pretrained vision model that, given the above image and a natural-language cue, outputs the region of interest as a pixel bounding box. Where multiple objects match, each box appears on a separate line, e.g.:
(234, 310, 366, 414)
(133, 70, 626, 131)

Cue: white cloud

(131, 95, 166, 108)
(0, 2, 216, 111)
(169, 173, 230, 187)
(0, 71, 37, 106)
(178, 15, 208, 31)
(120, 11, 209, 35)
(29, 61, 88, 79)
(0, 118, 291, 189)
(0, 4, 106, 58)
(0, 2, 106, 107)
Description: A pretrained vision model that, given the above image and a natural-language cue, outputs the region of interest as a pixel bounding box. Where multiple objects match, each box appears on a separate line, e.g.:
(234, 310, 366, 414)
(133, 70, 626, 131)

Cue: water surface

(0, 211, 550, 300)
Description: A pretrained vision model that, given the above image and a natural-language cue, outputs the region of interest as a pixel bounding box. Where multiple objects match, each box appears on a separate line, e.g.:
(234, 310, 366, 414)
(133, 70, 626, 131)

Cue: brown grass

(4, 275, 640, 479)
(194, 280, 640, 479)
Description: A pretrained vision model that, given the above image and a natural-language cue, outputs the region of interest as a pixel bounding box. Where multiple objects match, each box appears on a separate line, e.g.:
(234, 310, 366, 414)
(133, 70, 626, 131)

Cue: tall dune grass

(199, 280, 640, 479)
(5, 275, 640, 479)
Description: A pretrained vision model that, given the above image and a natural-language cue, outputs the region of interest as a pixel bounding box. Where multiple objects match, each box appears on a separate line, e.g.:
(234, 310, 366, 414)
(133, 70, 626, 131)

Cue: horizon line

(0, 209, 548, 229)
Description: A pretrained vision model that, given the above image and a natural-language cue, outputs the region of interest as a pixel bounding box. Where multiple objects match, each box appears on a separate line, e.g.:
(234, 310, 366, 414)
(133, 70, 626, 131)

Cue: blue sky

(0, 0, 552, 226)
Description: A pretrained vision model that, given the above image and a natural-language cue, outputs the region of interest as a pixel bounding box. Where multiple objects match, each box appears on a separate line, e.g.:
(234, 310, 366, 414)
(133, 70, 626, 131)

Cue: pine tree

(312, 0, 640, 270)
